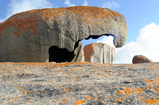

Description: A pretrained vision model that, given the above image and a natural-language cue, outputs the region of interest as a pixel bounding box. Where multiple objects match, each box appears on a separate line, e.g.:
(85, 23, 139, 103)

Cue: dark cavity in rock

(49, 46, 75, 62)
(49, 41, 83, 63)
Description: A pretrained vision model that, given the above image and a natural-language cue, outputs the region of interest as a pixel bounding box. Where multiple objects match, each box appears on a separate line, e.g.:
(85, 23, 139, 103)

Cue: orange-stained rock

(84, 43, 115, 64)
(0, 61, 159, 104)
(132, 55, 153, 64)
(0, 6, 126, 62)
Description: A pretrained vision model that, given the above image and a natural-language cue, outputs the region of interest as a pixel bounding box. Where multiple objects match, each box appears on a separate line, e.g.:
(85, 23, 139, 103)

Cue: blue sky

(0, 0, 159, 63)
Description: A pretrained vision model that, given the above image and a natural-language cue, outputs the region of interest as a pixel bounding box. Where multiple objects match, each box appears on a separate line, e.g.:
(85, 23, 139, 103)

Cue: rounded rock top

(132, 55, 153, 64)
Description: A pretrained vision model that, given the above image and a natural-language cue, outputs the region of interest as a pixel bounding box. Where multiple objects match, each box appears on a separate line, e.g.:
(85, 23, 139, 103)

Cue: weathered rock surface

(132, 55, 153, 64)
(84, 43, 115, 63)
(0, 6, 127, 62)
(0, 62, 159, 104)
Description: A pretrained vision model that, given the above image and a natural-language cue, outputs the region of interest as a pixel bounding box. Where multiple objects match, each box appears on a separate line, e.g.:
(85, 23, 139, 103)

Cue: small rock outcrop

(0, 6, 127, 62)
(132, 55, 153, 64)
(84, 43, 115, 63)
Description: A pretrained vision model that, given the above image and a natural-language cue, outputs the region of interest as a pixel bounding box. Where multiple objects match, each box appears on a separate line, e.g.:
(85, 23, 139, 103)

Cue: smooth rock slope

(0, 62, 159, 104)
(84, 43, 115, 63)
(0, 6, 127, 62)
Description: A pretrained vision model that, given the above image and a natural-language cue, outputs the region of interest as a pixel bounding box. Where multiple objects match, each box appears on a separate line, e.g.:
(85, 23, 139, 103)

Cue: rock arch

(0, 6, 127, 62)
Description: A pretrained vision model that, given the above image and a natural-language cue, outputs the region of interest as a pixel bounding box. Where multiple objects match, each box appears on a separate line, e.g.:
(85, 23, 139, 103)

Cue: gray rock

(0, 62, 159, 104)
(84, 43, 115, 63)
(0, 6, 127, 62)
(87, 101, 105, 105)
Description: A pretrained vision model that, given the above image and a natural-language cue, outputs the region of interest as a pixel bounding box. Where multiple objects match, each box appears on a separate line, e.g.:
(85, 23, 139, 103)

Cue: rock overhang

(0, 6, 127, 62)
(0, 6, 127, 51)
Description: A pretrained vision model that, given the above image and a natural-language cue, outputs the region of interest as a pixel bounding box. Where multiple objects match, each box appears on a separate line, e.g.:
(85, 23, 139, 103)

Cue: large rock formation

(132, 55, 153, 64)
(84, 43, 115, 63)
(0, 6, 127, 62)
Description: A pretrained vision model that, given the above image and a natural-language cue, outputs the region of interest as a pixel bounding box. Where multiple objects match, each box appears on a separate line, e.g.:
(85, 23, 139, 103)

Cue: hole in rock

(48, 42, 80, 63)
(48, 34, 115, 63)
(81, 34, 115, 47)
(49, 46, 75, 63)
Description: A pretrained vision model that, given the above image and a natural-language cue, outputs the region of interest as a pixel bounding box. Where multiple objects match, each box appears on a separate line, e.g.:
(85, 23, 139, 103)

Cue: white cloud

(82, 0, 88, 6)
(0, 19, 4, 23)
(102, 1, 119, 10)
(97, 36, 115, 48)
(64, 0, 88, 7)
(113, 41, 142, 64)
(113, 23, 159, 64)
(0, 0, 55, 22)
(64, 0, 76, 7)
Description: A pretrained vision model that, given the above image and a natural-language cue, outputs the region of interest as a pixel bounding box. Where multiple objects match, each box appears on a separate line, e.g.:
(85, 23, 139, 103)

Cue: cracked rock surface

(0, 62, 159, 105)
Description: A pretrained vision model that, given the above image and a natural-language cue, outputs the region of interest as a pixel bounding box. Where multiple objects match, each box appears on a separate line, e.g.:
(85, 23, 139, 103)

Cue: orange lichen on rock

(89, 74, 93, 76)
(17, 87, 28, 93)
(84, 44, 94, 60)
(116, 98, 125, 101)
(150, 67, 156, 70)
(98, 92, 103, 94)
(0, 6, 122, 37)
(26, 100, 31, 103)
(42, 6, 122, 20)
(133, 88, 143, 94)
(75, 62, 94, 65)
(15, 62, 87, 68)
(116, 90, 123, 95)
(53, 63, 73, 67)
(0, 11, 42, 37)
(42, 62, 92, 68)
(144, 97, 159, 104)
(86, 96, 94, 100)
(18, 62, 47, 66)
(58, 99, 69, 103)
(117, 87, 144, 96)
(14, 29, 20, 38)
(155, 87, 159, 91)
(63, 89, 68, 92)
(138, 96, 144, 100)
(124, 87, 132, 95)
(11, 96, 19, 103)
(75, 100, 86, 105)
(144, 79, 154, 83)
(93, 98, 98, 101)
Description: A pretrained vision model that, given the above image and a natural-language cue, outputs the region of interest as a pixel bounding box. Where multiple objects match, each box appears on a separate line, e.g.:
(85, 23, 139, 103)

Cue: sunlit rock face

(84, 43, 115, 64)
(0, 6, 127, 62)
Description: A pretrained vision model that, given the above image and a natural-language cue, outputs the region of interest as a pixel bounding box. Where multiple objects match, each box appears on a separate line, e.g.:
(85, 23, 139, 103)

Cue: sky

(0, 0, 159, 64)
